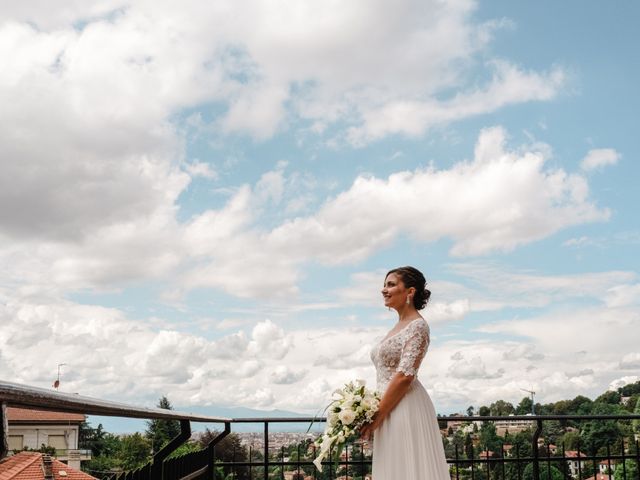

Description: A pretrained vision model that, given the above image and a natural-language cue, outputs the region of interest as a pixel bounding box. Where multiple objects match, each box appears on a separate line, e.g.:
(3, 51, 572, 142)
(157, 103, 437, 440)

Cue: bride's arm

(361, 372, 414, 439)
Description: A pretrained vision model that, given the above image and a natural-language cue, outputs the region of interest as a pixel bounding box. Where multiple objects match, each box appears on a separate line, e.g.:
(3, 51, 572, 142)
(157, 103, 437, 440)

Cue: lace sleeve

(396, 320, 430, 377)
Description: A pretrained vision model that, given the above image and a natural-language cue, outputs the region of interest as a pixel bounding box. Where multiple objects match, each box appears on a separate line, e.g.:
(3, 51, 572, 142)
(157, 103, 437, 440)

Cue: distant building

(494, 415, 534, 436)
(565, 450, 587, 477)
(6, 407, 91, 470)
(0, 451, 96, 480)
(598, 460, 617, 474)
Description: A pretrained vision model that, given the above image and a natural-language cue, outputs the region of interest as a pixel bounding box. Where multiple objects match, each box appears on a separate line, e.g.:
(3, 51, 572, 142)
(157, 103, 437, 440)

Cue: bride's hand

(360, 414, 382, 441)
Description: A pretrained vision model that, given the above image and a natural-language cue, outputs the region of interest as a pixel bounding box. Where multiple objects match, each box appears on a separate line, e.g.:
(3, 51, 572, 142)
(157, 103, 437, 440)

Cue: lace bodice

(370, 318, 430, 393)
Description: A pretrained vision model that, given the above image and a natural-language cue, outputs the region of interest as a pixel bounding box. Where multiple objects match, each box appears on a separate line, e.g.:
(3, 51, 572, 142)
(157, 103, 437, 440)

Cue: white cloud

(581, 148, 620, 171)
(619, 353, 640, 370)
(347, 61, 565, 145)
(605, 283, 640, 307)
(449, 263, 636, 309)
(609, 376, 640, 391)
(270, 366, 307, 384)
(448, 355, 504, 379)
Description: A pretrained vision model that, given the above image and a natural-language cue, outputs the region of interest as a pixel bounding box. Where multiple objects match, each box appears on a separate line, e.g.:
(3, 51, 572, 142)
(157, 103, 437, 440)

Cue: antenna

(53, 363, 67, 390)
(520, 388, 536, 415)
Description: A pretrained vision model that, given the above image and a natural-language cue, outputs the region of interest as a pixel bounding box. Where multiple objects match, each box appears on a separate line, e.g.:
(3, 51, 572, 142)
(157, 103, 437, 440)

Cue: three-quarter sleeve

(396, 321, 430, 377)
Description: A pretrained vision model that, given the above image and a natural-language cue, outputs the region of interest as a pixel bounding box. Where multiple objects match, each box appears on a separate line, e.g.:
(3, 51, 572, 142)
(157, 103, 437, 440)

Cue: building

(494, 415, 534, 436)
(6, 408, 91, 470)
(0, 451, 96, 480)
(598, 460, 617, 474)
(565, 450, 587, 477)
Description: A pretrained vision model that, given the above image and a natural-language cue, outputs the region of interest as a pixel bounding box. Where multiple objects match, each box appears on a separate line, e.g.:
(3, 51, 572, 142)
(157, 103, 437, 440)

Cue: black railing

(185, 415, 640, 480)
(2, 380, 639, 480)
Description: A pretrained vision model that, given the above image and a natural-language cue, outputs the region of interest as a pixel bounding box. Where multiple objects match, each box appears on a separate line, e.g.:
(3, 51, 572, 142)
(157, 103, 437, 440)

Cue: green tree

(118, 433, 151, 470)
(568, 396, 593, 415)
(479, 406, 490, 417)
(145, 396, 181, 453)
(522, 463, 563, 480)
(490, 400, 515, 416)
(167, 440, 203, 459)
(614, 459, 639, 480)
(632, 397, 640, 436)
(581, 402, 624, 454)
(198, 429, 249, 480)
(464, 433, 474, 459)
(596, 391, 622, 405)
(479, 422, 502, 453)
(82, 454, 120, 476)
(559, 431, 581, 451)
(467, 406, 475, 416)
(618, 381, 640, 397)
(516, 397, 534, 415)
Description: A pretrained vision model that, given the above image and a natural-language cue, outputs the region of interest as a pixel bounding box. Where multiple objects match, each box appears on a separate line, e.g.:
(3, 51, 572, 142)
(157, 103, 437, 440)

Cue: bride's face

(381, 273, 408, 310)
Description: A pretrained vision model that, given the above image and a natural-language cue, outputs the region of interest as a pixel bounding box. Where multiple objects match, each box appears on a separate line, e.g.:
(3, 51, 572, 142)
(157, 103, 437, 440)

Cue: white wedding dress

(370, 318, 450, 479)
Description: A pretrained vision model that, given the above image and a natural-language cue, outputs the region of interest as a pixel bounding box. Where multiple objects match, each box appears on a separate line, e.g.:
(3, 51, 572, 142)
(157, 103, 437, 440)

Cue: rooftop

(6, 408, 85, 424)
(0, 452, 96, 480)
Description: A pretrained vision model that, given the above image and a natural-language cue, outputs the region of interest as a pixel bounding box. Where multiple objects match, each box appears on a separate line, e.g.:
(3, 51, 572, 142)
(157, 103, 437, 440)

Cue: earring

(406, 296, 411, 305)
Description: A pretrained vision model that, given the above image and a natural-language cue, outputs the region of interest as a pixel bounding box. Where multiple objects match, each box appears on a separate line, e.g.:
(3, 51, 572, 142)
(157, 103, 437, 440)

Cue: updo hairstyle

(386, 266, 431, 310)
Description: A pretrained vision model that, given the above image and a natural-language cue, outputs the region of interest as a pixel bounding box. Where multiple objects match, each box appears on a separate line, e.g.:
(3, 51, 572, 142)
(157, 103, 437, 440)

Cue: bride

(361, 266, 450, 479)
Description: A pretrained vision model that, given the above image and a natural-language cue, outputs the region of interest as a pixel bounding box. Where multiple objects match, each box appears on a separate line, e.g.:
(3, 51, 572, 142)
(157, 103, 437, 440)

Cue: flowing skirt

(372, 380, 450, 479)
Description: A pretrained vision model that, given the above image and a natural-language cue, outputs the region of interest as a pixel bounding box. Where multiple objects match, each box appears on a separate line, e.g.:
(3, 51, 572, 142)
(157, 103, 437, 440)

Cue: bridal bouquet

(312, 379, 380, 472)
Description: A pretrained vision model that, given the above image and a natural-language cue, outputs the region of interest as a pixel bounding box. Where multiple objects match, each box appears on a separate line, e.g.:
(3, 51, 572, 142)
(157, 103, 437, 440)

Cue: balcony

(53, 448, 93, 462)
(1, 379, 639, 480)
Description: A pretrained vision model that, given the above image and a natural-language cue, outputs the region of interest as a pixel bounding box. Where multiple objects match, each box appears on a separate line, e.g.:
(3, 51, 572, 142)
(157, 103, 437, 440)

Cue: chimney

(42, 454, 54, 480)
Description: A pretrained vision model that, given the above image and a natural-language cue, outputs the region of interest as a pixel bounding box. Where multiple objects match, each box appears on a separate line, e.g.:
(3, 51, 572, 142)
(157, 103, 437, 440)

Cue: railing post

(532, 419, 543, 480)
(207, 421, 230, 480)
(0, 402, 7, 460)
(264, 421, 269, 480)
(150, 419, 191, 480)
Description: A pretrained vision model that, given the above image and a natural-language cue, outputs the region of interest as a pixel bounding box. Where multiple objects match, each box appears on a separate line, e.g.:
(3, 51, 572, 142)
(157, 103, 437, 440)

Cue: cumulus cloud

(347, 61, 565, 145)
(581, 148, 620, 171)
(448, 355, 504, 379)
(619, 353, 640, 369)
(270, 366, 307, 385)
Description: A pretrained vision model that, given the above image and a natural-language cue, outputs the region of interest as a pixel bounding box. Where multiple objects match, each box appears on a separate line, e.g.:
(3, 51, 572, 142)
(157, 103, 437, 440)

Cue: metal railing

(0, 380, 231, 480)
(2, 380, 640, 480)
(187, 415, 640, 480)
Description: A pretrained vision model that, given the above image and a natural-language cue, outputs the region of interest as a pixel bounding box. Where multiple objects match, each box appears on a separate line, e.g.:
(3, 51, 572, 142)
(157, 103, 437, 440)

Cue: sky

(1, 0, 639, 425)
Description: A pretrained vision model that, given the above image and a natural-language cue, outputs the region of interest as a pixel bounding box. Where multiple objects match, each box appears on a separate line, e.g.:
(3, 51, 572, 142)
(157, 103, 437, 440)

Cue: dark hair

(385, 266, 431, 310)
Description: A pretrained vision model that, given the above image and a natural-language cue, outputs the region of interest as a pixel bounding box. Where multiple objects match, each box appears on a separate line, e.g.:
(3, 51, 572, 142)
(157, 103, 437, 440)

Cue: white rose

(338, 408, 357, 425)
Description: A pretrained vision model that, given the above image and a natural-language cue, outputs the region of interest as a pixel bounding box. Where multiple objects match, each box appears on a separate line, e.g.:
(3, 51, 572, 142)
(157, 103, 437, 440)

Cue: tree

(614, 459, 639, 480)
(79, 422, 121, 458)
(632, 397, 640, 437)
(581, 403, 624, 454)
(479, 422, 502, 453)
(490, 400, 515, 417)
(516, 397, 534, 415)
(467, 406, 475, 417)
(145, 396, 181, 453)
(118, 433, 151, 470)
(464, 433, 474, 459)
(560, 431, 581, 451)
(618, 380, 640, 397)
(596, 391, 622, 405)
(522, 463, 563, 480)
(198, 429, 249, 480)
(479, 406, 490, 417)
(568, 395, 593, 415)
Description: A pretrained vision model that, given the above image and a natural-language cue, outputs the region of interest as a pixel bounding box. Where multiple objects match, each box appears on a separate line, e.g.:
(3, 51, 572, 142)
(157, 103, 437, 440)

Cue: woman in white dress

(361, 266, 450, 479)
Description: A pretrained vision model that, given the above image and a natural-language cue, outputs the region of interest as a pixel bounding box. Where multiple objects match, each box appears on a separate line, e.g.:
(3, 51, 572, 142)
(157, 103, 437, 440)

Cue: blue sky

(0, 0, 638, 424)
